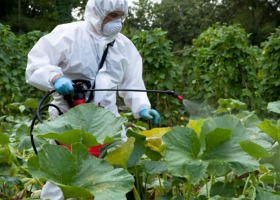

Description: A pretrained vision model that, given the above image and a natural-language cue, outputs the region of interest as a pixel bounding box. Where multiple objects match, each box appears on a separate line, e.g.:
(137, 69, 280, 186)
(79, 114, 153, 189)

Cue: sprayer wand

(74, 88, 184, 101)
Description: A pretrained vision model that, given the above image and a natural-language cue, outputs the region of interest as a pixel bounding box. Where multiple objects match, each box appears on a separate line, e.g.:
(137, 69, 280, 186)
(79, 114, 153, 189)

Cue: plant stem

(276, 172, 280, 186)
(185, 180, 193, 200)
(133, 186, 141, 200)
(224, 172, 228, 183)
(210, 174, 215, 185)
(162, 172, 168, 181)
(250, 172, 258, 187)
(172, 186, 176, 197)
(206, 180, 209, 199)
(242, 175, 251, 196)
(206, 174, 215, 199)
(134, 167, 141, 195)
(183, 182, 187, 195)
(142, 174, 148, 199)
(158, 175, 163, 194)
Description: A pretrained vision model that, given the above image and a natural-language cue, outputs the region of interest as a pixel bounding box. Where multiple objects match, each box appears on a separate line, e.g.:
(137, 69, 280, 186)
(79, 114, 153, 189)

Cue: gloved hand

(53, 76, 74, 95)
(139, 109, 161, 126)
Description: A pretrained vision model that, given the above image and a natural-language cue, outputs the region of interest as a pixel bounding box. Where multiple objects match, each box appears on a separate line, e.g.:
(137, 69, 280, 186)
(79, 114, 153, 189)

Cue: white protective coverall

(26, 0, 151, 119)
(26, 0, 150, 199)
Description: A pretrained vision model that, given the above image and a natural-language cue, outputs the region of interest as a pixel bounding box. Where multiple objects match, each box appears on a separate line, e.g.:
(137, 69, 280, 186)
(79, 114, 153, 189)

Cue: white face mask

(102, 18, 122, 37)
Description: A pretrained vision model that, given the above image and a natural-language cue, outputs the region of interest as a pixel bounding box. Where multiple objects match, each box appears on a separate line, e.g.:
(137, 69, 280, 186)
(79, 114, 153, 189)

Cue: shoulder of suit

(52, 21, 87, 35)
(116, 33, 135, 47)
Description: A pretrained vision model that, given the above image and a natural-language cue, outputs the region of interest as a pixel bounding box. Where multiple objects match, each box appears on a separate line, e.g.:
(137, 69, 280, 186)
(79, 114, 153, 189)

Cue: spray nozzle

(165, 90, 184, 101)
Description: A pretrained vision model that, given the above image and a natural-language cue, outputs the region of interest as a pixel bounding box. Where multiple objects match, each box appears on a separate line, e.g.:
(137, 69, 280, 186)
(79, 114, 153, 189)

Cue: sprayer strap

(87, 40, 115, 103)
(98, 40, 115, 70)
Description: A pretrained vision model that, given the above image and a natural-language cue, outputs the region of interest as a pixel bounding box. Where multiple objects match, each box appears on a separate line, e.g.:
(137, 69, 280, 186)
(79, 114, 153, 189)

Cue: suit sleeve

(118, 40, 151, 118)
(25, 25, 72, 91)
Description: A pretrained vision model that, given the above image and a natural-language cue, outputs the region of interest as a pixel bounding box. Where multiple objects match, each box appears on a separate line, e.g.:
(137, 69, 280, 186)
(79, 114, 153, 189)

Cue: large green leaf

(237, 111, 274, 145)
(37, 129, 99, 147)
(204, 128, 231, 153)
(200, 115, 260, 175)
(163, 125, 259, 183)
(141, 160, 168, 175)
(239, 140, 272, 158)
(200, 115, 249, 145)
(163, 126, 201, 159)
(105, 137, 135, 168)
(126, 129, 147, 168)
(259, 172, 280, 186)
(14, 124, 46, 151)
(145, 146, 162, 161)
(203, 128, 232, 176)
(188, 118, 208, 135)
(162, 126, 207, 184)
(267, 101, 280, 114)
(202, 140, 259, 176)
(256, 188, 280, 200)
(139, 127, 170, 153)
(260, 143, 280, 172)
(210, 181, 235, 198)
(206, 161, 231, 177)
(27, 143, 134, 199)
(258, 120, 280, 143)
(33, 104, 127, 143)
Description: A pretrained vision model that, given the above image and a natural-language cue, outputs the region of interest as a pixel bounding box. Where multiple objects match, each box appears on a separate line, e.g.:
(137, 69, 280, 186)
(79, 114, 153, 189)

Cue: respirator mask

(102, 18, 122, 37)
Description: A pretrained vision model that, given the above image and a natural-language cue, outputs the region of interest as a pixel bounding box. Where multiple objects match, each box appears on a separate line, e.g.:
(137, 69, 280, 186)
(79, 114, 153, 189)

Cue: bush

(183, 23, 263, 111)
(259, 27, 280, 103)
(0, 24, 46, 115)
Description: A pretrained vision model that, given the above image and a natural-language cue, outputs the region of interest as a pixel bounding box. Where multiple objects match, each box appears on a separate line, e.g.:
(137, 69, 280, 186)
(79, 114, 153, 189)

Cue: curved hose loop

(30, 90, 63, 154)
(36, 90, 59, 123)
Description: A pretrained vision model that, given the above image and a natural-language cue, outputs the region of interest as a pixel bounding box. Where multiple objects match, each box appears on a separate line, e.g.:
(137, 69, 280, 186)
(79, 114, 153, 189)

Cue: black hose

(30, 90, 63, 154)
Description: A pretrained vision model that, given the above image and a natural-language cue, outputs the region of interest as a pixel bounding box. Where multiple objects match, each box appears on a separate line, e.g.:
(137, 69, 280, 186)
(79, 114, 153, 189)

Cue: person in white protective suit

(25, 0, 160, 199)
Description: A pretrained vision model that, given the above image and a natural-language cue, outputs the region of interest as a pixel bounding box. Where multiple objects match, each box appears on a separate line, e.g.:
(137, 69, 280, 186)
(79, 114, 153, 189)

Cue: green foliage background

(0, 24, 45, 115)
(183, 24, 264, 111)
(259, 28, 280, 103)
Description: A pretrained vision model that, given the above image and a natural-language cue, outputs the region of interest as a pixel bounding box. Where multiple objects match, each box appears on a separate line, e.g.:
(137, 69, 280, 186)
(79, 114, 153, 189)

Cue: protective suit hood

(85, 0, 128, 39)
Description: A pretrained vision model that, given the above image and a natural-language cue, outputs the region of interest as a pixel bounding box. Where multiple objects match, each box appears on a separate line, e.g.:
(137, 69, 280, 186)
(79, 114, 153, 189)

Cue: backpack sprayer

(30, 79, 184, 155)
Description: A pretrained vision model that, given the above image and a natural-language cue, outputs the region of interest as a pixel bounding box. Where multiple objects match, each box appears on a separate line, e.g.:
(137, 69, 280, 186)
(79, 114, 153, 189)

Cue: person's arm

(118, 39, 151, 118)
(25, 25, 72, 91)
